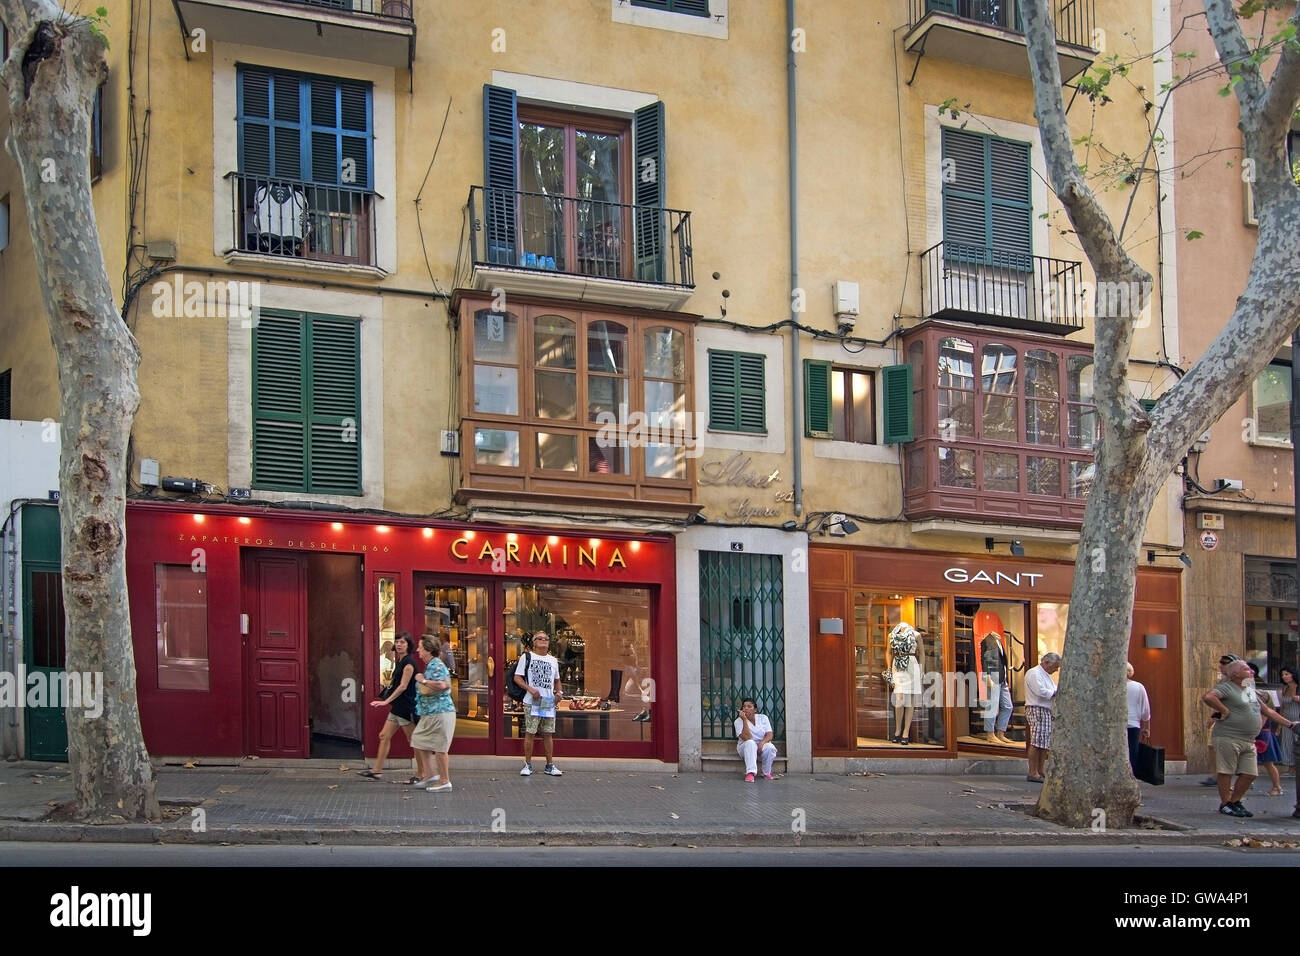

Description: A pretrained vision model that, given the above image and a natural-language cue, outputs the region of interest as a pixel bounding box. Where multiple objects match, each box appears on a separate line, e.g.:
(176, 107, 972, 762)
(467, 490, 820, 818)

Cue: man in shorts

(515, 631, 564, 777)
(1203, 659, 1298, 817)
(1023, 652, 1062, 783)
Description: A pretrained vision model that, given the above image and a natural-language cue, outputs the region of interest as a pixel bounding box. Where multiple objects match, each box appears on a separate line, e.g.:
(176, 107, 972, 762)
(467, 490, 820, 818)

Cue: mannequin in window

(889, 622, 924, 745)
(981, 631, 1015, 745)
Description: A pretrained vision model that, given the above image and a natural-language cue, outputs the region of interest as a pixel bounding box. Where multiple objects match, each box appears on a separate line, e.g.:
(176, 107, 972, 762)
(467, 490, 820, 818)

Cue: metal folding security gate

(699, 551, 785, 740)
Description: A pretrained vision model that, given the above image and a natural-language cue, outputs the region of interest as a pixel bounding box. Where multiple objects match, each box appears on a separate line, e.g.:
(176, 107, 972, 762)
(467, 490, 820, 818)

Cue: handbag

(1254, 736, 1268, 755)
(1135, 741, 1165, 786)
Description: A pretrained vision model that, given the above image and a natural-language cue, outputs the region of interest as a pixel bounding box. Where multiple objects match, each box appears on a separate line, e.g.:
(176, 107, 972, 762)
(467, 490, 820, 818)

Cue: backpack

(505, 652, 531, 703)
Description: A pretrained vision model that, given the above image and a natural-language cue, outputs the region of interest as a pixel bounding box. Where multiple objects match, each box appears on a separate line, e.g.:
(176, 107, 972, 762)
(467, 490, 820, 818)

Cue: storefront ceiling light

(507, 532, 518, 542)
(465, 530, 476, 540)
(332, 522, 344, 531)
(548, 535, 560, 544)
(422, 528, 434, 538)
(193, 514, 205, 524)
(376, 525, 390, 533)
(589, 538, 601, 547)
(630, 541, 641, 552)
(238, 517, 251, 525)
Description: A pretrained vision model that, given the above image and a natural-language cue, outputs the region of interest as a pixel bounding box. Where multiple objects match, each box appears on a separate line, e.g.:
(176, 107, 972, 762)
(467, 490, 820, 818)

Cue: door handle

(268, 629, 288, 637)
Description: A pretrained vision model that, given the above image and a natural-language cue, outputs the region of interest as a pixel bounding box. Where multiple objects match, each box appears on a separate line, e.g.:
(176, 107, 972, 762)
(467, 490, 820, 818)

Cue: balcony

(226, 173, 378, 268)
(920, 241, 1085, 336)
(465, 186, 695, 311)
(905, 0, 1096, 82)
(172, 0, 415, 68)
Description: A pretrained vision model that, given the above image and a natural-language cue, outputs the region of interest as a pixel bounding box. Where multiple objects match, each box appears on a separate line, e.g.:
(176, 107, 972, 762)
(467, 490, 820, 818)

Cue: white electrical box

(440, 429, 460, 456)
(140, 458, 160, 487)
(833, 280, 860, 317)
(1198, 513, 1224, 530)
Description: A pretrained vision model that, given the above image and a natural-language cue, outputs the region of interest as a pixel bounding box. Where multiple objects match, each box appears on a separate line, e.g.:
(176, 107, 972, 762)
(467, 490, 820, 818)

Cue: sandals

(1267, 787, 1284, 796)
(401, 776, 421, 786)
(357, 770, 382, 779)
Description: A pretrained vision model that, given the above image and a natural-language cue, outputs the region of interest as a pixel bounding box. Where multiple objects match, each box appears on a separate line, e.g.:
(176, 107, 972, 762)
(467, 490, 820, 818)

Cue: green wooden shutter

(737, 352, 766, 432)
(483, 85, 518, 265)
(882, 364, 914, 444)
(804, 359, 833, 438)
(306, 316, 361, 495)
(634, 101, 666, 282)
(632, 0, 712, 15)
(943, 127, 1032, 270)
(941, 127, 988, 263)
(926, 0, 957, 13)
(990, 138, 1032, 270)
(708, 350, 738, 431)
(253, 311, 307, 490)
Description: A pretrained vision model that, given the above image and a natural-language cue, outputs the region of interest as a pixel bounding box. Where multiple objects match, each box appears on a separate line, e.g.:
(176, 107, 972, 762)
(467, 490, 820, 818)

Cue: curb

(0, 820, 1291, 848)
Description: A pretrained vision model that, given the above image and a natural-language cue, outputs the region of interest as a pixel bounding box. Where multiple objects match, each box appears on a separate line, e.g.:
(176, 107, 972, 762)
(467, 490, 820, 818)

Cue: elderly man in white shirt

(1126, 662, 1152, 775)
(1024, 652, 1062, 783)
(735, 698, 778, 782)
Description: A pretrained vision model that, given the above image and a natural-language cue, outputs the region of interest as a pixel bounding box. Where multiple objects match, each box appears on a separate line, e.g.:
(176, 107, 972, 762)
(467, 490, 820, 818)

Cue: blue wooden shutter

(308, 76, 373, 189)
(307, 316, 361, 495)
(483, 85, 518, 265)
(804, 359, 833, 438)
(634, 101, 666, 282)
(238, 68, 303, 180)
(882, 364, 914, 444)
(253, 311, 307, 490)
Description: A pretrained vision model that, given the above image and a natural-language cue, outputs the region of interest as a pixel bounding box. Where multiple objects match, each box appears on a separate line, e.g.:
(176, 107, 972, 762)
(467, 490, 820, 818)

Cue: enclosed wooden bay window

(457, 293, 697, 510)
(902, 322, 1095, 526)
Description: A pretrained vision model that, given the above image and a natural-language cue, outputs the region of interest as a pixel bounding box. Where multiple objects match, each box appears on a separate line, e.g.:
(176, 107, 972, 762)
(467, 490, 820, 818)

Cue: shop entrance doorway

(955, 597, 1029, 751)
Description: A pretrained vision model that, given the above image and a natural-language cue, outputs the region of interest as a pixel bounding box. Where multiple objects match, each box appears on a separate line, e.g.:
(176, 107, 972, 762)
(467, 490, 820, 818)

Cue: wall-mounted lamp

(1143, 632, 1168, 649)
(819, 513, 860, 536)
(985, 537, 1024, 557)
(1147, 549, 1192, 568)
(819, 617, 845, 635)
(691, 512, 709, 525)
(781, 520, 798, 531)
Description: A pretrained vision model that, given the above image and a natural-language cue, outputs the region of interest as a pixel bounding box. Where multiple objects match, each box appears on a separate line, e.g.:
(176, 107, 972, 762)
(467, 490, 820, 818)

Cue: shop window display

(954, 599, 1029, 749)
(423, 584, 491, 739)
(501, 581, 653, 742)
(854, 593, 945, 748)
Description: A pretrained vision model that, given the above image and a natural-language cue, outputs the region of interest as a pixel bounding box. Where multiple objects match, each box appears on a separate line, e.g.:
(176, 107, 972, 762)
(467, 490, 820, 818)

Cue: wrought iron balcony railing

(278, 0, 413, 20)
(228, 172, 378, 267)
(920, 241, 1085, 335)
(909, 0, 1095, 49)
(467, 186, 694, 289)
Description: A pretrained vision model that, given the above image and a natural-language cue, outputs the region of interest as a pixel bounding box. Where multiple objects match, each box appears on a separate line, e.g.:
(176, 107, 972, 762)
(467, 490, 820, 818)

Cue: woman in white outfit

(889, 622, 924, 745)
(734, 698, 778, 781)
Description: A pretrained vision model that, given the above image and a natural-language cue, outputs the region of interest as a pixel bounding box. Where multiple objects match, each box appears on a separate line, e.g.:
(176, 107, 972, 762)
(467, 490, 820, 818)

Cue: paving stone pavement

(1, 760, 1297, 847)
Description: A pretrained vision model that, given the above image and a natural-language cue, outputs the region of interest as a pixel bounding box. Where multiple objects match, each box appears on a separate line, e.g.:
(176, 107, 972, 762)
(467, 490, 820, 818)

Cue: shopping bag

(1135, 742, 1165, 785)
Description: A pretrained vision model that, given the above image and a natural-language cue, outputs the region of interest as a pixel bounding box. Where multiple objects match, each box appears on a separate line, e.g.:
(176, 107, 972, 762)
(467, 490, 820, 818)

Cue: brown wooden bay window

(458, 294, 696, 508)
(902, 323, 1095, 526)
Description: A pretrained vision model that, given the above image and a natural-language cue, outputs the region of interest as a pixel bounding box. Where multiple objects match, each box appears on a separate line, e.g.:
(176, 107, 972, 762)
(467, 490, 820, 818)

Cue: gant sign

(943, 567, 1045, 588)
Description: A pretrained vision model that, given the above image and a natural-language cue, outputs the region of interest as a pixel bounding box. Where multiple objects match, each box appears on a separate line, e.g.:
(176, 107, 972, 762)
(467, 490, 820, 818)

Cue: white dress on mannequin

(889, 624, 923, 697)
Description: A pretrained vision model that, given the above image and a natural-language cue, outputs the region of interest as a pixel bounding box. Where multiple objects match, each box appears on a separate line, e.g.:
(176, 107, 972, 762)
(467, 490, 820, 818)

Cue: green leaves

(1185, 230, 1204, 241)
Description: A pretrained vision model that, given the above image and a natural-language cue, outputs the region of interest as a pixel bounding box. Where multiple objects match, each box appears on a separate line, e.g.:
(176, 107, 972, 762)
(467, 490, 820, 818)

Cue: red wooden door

(245, 553, 308, 758)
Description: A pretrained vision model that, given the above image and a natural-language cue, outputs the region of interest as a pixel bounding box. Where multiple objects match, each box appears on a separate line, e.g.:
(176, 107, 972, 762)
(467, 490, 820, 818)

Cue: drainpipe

(787, 0, 803, 517)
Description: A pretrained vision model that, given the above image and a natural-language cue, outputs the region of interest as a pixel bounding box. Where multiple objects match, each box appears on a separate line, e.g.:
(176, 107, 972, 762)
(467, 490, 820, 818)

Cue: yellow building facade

(0, 0, 1187, 771)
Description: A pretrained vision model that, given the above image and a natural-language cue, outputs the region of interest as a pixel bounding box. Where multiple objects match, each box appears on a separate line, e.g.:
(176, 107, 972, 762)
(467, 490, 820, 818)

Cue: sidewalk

(1, 759, 1297, 847)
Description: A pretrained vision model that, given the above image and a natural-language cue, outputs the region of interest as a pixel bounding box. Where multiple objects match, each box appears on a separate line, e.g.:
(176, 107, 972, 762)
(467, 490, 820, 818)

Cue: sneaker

(1219, 802, 1246, 817)
(427, 782, 453, 792)
(412, 776, 439, 788)
(544, 764, 563, 776)
(745, 772, 755, 782)
(763, 773, 774, 780)
(1230, 801, 1254, 817)
(519, 765, 533, 776)
(1199, 777, 1218, 787)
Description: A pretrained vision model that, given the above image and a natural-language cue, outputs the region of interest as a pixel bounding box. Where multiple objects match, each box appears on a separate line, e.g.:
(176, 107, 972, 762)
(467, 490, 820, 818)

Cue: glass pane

(854, 594, 945, 748)
(1025, 456, 1061, 496)
(851, 371, 874, 444)
(535, 370, 577, 420)
(473, 365, 519, 416)
(474, 428, 519, 467)
(644, 379, 685, 430)
(938, 445, 976, 487)
(519, 122, 565, 195)
(29, 570, 66, 670)
(1068, 460, 1094, 498)
(534, 315, 577, 369)
(589, 434, 630, 474)
(588, 374, 629, 423)
(473, 309, 518, 363)
(423, 585, 490, 739)
(577, 201, 623, 278)
(646, 442, 686, 479)
(536, 431, 579, 471)
(832, 369, 847, 441)
(377, 576, 397, 698)
(956, 601, 1028, 748)
(938, 388, 975, 439)
(1037, 603, 1068, 662)
(906, 446, 926, 491)
(588, 321, 628, 373)
(1025, 349, 1059, 399)
(982, 394, 1018, 442)
(1253, 363, 1291, 442)
(575, 129, 621, 203)
(1025, 399, 1059, 445)
(982, 344, 1018, 394)
(938, 337, 975, 388)
(502, 582, 654, 743)
(1067, 355, 1094, 402)
(983, 451, 1019, 493)
(1067, 404, 1098, 450)
(644, 327, 685, 380)
(156, 564, 209, 692)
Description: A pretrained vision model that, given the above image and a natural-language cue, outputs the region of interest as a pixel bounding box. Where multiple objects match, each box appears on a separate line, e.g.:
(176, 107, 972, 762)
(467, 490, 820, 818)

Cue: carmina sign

(943, 567, 1044, 588)
(450, 537, 629, 570)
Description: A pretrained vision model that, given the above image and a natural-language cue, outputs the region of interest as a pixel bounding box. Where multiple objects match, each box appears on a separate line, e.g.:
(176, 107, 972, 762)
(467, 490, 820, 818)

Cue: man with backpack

(514, 631, 564, 777)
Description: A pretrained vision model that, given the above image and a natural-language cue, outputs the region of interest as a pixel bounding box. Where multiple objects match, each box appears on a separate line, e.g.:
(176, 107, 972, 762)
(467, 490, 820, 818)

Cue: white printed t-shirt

(734, 714, 773, 743)
(515, 653, 560, 715)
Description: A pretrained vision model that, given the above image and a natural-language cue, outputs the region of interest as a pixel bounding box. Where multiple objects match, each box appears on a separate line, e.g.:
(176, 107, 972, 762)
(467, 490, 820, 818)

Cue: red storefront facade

(126, 502, 678, 762)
